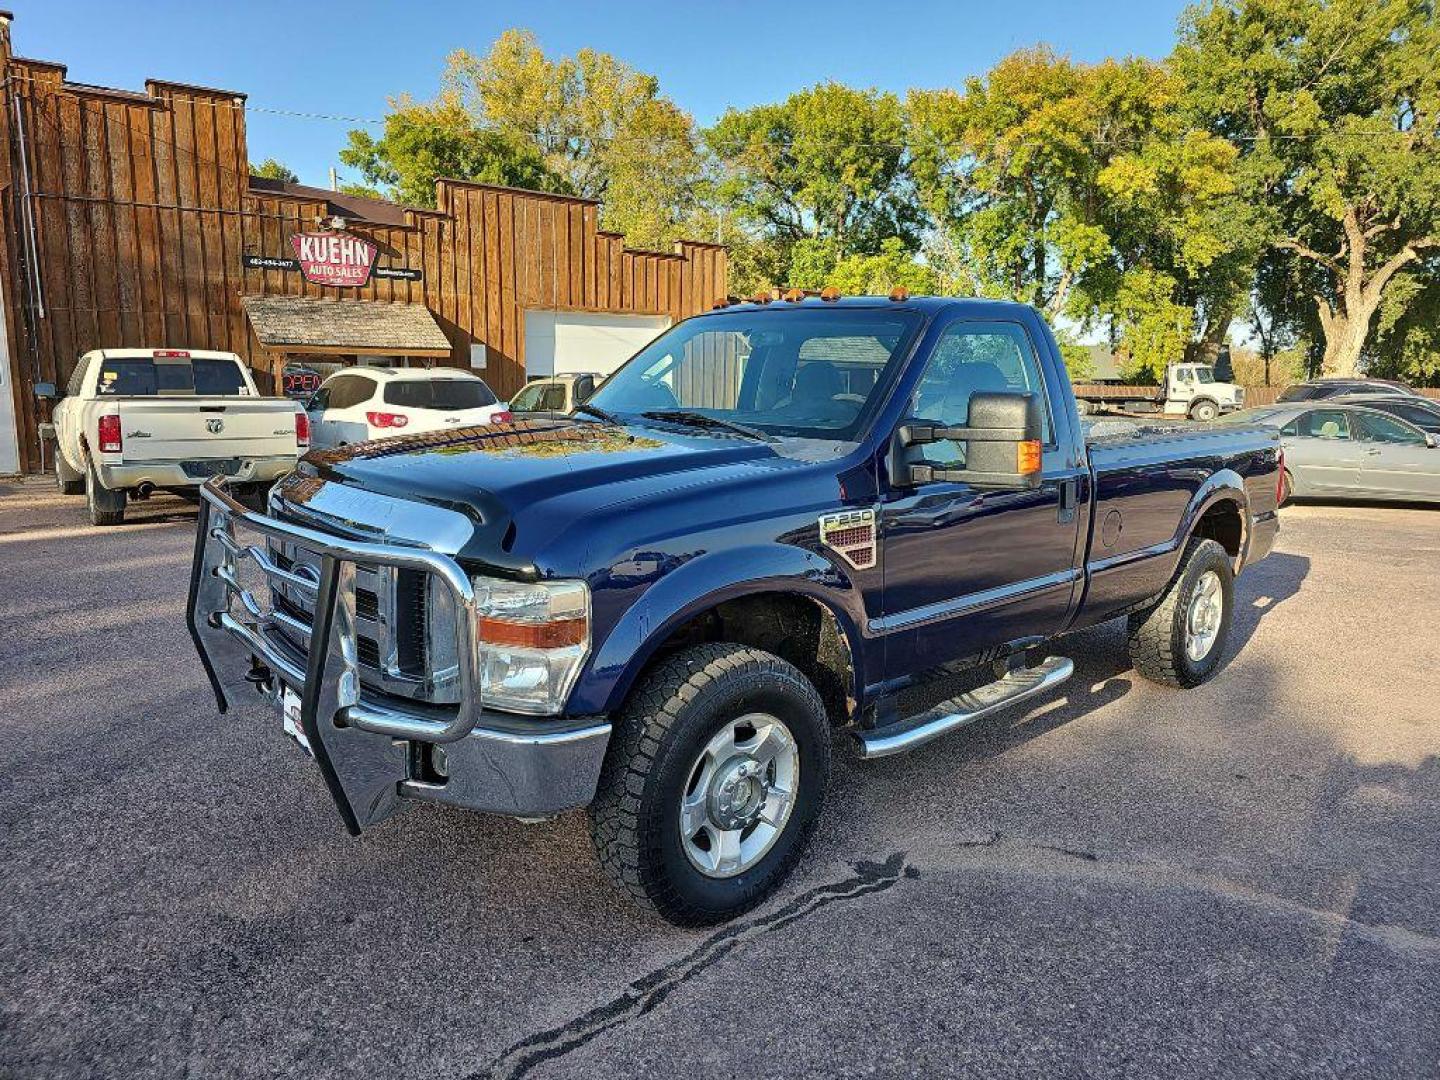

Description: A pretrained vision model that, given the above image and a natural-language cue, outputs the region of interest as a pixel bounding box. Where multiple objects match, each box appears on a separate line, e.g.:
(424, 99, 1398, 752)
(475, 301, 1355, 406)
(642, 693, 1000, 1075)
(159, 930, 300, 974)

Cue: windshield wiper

(571, 401, 622, 425)
(641, 410, 775, 443)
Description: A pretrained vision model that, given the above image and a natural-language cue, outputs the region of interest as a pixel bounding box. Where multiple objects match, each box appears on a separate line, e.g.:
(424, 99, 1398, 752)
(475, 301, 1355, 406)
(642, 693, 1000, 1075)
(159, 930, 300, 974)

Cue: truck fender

(572, 543, 869, 718)
(1174, 470, 1250, 567)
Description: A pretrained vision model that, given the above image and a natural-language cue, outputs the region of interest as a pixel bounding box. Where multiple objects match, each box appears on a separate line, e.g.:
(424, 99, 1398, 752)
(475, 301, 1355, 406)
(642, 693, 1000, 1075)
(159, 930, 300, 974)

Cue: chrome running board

(855, 656, 1074, 759)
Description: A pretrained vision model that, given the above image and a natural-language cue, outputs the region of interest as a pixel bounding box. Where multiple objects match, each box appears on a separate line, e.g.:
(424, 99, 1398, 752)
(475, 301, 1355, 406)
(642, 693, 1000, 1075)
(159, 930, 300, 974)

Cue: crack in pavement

(470, 852, 916, 1080)
(949, 833, 1440, 956)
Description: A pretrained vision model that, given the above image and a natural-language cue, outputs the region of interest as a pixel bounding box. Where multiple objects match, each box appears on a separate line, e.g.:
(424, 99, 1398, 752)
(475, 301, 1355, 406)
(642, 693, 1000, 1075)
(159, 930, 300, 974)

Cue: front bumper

(186, 477, 609, 832)
(101, 454, 296, 489)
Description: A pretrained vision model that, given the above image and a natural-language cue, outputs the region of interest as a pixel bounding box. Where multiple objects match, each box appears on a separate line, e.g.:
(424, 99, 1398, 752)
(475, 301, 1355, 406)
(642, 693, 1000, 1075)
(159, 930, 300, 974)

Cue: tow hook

(243, 659, 274, 695)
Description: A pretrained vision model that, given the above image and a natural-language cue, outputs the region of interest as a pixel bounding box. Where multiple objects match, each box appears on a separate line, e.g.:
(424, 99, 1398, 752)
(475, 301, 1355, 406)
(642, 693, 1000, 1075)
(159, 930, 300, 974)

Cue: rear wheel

(55, 452, 85, 496)
(1127, 537, 1233, 688)
(590, 643, 831, 926)
(85, 459, 126, 526)
(1189, 399, 1220, 423)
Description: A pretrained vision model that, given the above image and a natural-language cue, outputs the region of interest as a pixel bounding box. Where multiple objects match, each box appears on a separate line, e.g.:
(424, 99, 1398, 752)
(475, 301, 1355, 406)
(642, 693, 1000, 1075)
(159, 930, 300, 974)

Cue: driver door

(878, 318, 1084, 678)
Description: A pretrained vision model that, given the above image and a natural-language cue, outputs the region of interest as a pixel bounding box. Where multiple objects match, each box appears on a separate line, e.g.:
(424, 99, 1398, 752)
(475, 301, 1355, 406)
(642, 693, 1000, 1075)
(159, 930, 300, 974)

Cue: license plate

(281, 683, 313, 756)
(181, 458, 242, 478)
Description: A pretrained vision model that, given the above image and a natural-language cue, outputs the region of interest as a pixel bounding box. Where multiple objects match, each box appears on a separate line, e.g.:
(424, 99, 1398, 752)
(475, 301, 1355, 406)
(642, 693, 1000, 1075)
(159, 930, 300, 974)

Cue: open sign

(282, 366, 323, 397)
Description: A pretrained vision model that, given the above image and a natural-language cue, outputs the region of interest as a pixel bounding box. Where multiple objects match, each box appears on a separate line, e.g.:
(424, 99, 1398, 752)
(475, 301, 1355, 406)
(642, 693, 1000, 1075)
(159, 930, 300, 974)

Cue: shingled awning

(242, 295, 452, 357)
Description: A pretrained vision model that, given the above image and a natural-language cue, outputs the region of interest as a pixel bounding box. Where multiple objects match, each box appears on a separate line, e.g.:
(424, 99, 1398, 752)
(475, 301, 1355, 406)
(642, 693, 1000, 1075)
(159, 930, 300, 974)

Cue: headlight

(472, 577, 590, 715)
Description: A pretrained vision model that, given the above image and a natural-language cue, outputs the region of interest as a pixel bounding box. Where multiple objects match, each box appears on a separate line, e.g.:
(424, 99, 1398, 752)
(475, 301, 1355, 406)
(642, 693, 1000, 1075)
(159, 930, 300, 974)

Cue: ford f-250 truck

(188, 295, 1280, 925)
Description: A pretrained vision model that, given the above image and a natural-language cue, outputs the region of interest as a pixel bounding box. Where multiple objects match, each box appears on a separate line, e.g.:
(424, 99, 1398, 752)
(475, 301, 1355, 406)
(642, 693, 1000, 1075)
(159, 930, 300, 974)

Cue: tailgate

(117, 397, 298, 461)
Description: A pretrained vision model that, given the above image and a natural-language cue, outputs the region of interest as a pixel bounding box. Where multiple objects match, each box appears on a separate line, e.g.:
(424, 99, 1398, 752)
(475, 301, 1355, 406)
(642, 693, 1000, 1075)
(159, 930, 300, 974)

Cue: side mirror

(34, 382, 60, 400)
(1426, 433, 1439, 449)
(895, 391, 1045, 491)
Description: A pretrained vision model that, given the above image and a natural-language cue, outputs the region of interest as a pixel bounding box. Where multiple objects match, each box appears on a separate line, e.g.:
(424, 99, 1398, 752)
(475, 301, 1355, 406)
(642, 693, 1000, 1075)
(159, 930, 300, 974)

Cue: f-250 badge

(819, 508, 877, 570)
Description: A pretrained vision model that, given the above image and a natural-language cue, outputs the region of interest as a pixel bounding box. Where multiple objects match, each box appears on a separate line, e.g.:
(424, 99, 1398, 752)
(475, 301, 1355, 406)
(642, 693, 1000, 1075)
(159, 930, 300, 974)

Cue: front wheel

(589, 643, 831, 926)
(1279, 468, 1294, 507)
(1189, 399, 1220, 423)
(1127, 537, 1234, 688)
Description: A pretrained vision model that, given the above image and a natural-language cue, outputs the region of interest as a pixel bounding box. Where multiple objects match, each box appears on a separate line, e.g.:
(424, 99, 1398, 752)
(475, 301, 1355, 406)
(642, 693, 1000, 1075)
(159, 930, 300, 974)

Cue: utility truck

(1072, 361, 1246, 421)
(188, 295, 1280, 924)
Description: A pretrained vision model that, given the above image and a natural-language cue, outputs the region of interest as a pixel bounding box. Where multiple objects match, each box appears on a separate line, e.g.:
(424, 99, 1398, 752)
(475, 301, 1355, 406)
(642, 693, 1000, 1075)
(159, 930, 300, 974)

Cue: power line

(7, 72, 1429, 151)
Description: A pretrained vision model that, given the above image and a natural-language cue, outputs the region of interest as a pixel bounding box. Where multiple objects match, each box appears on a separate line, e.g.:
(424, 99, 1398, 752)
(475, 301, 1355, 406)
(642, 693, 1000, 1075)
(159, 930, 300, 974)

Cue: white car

(305, 368, 511, 449)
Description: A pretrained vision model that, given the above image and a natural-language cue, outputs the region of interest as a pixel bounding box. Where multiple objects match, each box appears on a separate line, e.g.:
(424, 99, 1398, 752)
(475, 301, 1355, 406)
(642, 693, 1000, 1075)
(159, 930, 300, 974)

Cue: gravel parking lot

(2, 476, 1438, 1079)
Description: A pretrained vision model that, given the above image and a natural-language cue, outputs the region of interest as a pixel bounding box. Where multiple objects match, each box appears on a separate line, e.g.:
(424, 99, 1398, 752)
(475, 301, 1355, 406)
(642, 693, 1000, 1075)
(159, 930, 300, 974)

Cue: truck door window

(910, 322, 1053, 466)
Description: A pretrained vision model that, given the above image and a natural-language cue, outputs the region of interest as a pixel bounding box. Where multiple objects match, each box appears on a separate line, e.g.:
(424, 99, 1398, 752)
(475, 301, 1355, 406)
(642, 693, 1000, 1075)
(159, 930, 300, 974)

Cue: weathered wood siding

(0, 46, 726, 472)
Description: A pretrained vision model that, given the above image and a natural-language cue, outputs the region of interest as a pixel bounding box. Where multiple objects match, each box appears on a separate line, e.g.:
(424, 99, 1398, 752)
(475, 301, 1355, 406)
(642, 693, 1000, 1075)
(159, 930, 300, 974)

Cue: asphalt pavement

(2, 476, 1438, 1079)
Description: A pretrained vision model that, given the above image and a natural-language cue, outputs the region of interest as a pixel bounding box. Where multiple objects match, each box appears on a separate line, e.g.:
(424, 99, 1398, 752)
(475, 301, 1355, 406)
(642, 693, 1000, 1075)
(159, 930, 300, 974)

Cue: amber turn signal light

(478, 615, 588, 650)
(1017, 440, 1043, 475)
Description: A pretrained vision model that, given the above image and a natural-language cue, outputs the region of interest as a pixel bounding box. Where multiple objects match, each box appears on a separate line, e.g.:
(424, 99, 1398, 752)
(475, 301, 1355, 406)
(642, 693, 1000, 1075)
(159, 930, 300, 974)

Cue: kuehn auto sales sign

(290, 231, 377, 287)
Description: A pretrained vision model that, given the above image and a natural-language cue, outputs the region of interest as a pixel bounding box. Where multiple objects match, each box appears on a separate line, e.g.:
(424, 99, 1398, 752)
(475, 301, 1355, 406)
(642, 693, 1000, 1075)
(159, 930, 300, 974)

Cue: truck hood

(297, 418, 801, 571)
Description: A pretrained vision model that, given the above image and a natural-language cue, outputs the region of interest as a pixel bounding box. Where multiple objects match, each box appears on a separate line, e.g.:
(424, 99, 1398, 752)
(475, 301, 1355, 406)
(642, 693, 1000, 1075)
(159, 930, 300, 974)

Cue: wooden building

(0, 13, 726, 473)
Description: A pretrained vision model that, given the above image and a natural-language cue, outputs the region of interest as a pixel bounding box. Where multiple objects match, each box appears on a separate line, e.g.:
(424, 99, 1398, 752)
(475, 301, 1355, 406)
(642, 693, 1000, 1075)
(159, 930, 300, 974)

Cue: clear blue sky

(18, 0, 1189, 188)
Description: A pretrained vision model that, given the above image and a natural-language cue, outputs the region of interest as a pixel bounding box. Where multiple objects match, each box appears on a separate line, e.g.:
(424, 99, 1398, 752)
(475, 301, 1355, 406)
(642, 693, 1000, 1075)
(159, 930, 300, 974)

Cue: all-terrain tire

(589, 643, 831, 926)
(1127, 537, 1234, 688)
(85, 459, 127, 526)
(55, 452, 85, 495)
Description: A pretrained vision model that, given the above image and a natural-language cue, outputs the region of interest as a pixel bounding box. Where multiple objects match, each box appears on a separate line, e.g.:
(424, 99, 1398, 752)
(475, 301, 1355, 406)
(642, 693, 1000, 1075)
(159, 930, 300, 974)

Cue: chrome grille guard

(188, 475, 488, 833)
(189, 475, 483, 743)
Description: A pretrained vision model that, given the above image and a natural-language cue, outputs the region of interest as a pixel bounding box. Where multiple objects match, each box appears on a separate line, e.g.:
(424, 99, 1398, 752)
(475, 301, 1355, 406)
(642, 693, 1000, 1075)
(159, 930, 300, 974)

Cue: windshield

(383, 378, 497, 411)
(1217, 407, 1284, 426)
(1279, 384, 1325, 402)
(585, 308, 925, 440)
(511, 381, 568, 413)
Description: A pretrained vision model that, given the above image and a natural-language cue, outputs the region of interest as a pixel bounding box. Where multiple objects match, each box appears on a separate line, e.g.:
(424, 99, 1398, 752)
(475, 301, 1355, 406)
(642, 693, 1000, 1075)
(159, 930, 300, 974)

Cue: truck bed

(1074, 418, 1282, 627)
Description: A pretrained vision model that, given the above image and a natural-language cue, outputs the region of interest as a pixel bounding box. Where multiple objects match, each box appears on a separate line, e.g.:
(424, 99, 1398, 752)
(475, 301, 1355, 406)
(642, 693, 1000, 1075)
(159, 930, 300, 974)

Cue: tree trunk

(1320, 312, 1373, 378)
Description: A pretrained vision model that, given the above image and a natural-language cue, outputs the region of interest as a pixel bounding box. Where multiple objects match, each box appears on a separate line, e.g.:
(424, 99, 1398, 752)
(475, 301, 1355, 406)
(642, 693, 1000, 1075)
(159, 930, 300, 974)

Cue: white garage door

(523, 310, 671, 380)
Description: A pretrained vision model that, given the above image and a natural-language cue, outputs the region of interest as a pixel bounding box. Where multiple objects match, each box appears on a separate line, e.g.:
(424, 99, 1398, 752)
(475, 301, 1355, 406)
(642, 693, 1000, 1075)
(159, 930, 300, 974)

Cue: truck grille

(266, 538, 450, 703)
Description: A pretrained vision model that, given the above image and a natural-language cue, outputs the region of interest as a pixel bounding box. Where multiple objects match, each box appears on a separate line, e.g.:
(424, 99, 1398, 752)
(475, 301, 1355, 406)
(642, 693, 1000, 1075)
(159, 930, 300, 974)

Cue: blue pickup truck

(189, 295, 1281, 924)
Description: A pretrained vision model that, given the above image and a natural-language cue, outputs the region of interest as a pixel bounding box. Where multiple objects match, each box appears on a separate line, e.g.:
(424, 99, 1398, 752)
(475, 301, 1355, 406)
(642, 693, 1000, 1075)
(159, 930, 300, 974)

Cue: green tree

(446, 31, 702, 248)
(909, 48, 1246, 370)
(705, 82, 923, 286)
(250, 158, 298, 183)
(1175, 0, 1440, 378)
(340, 92, 558, 208)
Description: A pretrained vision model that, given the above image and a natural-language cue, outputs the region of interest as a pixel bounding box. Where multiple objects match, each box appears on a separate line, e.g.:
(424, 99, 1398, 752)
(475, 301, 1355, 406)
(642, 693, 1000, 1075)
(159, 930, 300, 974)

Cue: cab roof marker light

(819, 286, 842, 301)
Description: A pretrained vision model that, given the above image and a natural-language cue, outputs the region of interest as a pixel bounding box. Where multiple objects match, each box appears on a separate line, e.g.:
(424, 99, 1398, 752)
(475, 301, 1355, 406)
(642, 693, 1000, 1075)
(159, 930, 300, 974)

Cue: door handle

(1058, 478, 1078, 524)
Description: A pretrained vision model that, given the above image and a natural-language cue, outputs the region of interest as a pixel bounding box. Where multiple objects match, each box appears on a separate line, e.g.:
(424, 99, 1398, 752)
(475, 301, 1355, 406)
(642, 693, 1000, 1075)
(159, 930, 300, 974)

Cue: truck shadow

(839, 550, 1311, 780)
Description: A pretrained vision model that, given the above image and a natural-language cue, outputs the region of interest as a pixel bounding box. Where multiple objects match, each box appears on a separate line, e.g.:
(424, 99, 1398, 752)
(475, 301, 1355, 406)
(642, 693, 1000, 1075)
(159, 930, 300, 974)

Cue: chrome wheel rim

(679, 713, 799, 879)
(1185, 570, 1224, 662)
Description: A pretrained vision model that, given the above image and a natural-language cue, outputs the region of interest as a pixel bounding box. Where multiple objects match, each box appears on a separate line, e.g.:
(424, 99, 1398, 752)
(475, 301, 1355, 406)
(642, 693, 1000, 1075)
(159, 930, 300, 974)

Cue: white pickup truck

(38, 349, 307, 526)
